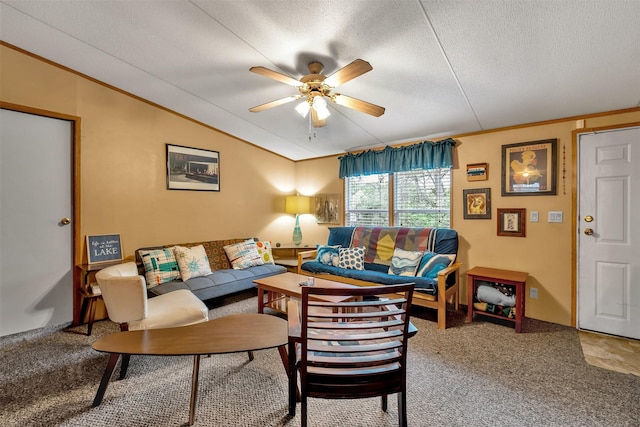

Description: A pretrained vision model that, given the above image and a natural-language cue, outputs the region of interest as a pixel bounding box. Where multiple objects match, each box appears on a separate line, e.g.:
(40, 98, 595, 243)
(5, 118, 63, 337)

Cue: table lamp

(285, 195, 312, 246)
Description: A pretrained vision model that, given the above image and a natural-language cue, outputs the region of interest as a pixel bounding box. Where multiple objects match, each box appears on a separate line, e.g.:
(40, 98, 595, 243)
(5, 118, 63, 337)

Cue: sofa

(297, 226, 461, 329)
(135, 238, 286, 302)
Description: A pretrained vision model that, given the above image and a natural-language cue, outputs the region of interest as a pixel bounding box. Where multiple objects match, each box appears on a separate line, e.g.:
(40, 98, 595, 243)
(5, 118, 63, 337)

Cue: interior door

(0, 108, 73, 336)
(577, 125, 640, 339)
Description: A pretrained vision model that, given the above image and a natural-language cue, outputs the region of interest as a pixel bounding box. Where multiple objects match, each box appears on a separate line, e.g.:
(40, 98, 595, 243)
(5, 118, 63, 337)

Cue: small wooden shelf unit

(466, 266, 528, 333)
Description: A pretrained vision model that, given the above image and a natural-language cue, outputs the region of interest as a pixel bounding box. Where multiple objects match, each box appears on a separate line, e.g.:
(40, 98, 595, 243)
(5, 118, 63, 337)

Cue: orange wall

(0, 44, 304, 259)
(3, 44, 639, 326)
(296, 110, 640, 326)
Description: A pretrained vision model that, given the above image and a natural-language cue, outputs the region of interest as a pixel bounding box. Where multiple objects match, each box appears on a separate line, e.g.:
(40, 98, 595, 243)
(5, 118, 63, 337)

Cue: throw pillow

(315, 245, 341, 267)
(173, 245, 212, 281)
(387, 248, 423, 276)
(255, 241, 275, 264)
(224, 240, 265, 269)
(416, 251, 455, 279)
(338, 246, 365, 270)
(139, 248, 181, 288)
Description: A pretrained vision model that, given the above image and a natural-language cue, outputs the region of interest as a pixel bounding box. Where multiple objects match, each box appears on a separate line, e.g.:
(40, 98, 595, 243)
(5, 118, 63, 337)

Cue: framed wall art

(463, 188, 491, 219)
(86, 233, 123, 264)
(166, 144, 220, 191)
(501, 138, 557, 196)
(315, 193, 341, 224)
(497, 208, 526, 237)
(466, 162, 488, 181)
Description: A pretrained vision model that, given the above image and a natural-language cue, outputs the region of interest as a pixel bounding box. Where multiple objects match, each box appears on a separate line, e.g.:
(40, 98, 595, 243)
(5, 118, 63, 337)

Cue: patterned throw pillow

(416, 251, 455, 279)
(139, 248, 181, 288)
(338, 246, 365, 270)
(315, 245, 341, 267)
(173, 245, 212, 281)
(388, 248, 423, 276)
(224, 240, 265, 269)
(255, 241, 275, 264)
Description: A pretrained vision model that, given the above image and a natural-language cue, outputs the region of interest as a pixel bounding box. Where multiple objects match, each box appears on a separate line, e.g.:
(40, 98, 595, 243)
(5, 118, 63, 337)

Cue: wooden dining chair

(287, 283, 415, 427)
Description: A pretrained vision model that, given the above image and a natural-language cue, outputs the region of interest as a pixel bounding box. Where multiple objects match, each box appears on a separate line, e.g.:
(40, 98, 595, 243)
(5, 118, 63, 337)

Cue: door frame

(571, 120, 640, 328)
(1, 101, 83, 325)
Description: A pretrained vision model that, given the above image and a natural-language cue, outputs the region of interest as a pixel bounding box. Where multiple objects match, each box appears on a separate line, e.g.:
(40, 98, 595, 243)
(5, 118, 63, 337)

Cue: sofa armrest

(437, 262, 461, 302)
(297, 250, 317, 274)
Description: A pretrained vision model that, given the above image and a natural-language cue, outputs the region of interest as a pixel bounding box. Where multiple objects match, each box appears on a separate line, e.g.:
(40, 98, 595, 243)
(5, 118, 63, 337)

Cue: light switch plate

(530, 211, 539, 222)
(548, 211, 563, 223)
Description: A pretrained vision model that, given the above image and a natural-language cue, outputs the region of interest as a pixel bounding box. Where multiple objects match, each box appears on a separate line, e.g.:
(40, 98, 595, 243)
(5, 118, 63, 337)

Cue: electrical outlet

(530, 211, 539, 222)
(530, 287, 538, 299)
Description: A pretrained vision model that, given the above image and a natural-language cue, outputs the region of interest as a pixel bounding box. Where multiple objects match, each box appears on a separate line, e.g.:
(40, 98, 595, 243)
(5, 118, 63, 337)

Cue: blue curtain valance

(338, 138, 456, 178)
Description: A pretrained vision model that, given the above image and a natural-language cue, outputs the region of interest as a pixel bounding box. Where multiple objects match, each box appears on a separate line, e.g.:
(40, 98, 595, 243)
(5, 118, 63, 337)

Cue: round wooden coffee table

(92, 313, 287, 425)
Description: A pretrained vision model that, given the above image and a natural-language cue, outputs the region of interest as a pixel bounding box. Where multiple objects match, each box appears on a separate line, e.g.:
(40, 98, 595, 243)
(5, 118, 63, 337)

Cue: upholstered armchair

(95, 262, 210, 379)
(95, 262, 209, 332)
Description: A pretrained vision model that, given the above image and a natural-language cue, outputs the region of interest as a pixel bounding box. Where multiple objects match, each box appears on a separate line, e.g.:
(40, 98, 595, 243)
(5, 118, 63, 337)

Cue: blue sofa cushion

(301, 261, 438, 295)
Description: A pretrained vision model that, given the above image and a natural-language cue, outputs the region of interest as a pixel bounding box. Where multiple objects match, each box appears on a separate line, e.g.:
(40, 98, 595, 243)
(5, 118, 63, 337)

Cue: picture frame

(466, 162, 488, 181)
(166, 144, 220, 191)
(463, 188, 491, 219)
(315, 193, 341, 224)
(501, 138, 557, 196)
(86, 234, 123, 264)
(497, 208, 526, 237)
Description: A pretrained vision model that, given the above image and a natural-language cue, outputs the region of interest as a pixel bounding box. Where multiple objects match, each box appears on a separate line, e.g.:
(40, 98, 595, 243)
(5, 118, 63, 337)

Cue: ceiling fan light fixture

(295, 101, 310, 118)
(315, 105, 331, 120)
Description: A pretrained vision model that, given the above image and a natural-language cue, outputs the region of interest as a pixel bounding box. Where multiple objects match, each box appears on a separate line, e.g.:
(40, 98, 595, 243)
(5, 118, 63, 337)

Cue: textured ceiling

(1, 0, 639, 161)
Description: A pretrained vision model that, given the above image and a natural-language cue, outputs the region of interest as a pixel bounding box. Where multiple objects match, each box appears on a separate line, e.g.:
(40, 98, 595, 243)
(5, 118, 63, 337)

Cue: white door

(577, 126, 640, 339)
(0, 109, 73, 336)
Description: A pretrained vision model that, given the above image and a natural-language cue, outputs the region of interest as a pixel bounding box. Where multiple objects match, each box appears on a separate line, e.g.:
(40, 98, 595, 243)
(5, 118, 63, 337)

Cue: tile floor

(579, 331, 640, 377)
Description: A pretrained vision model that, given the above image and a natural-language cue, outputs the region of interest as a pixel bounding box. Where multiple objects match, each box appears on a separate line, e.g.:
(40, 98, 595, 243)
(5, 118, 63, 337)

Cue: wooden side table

(466, 266, 528, 333)
(77, 261, 123, 335)
(272, 245, 316, 273)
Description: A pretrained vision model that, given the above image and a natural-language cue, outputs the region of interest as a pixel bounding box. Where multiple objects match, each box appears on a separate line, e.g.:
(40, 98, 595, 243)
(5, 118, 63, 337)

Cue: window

(344, 168, 451, 227)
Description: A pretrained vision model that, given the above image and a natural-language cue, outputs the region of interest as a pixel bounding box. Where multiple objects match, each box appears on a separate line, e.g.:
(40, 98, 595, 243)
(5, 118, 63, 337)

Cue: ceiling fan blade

(332, 94, 385, 117)
(311, 108, 327, 128)
(324, 59, 373, 87)
(250, 66, 303, 87)
(249, 95, 301, 112)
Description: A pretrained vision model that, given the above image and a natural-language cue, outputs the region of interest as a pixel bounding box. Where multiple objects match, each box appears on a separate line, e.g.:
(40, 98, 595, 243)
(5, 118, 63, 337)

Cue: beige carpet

(579, 330, 640, 377)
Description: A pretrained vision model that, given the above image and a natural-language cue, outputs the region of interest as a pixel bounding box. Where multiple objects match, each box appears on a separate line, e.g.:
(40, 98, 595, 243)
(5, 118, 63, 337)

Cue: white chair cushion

(128, 289, 209, 331)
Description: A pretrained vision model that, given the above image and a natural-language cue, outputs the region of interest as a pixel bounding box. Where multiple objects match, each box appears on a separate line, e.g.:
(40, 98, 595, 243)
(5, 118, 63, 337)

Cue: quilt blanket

(350, 227, 434, 266)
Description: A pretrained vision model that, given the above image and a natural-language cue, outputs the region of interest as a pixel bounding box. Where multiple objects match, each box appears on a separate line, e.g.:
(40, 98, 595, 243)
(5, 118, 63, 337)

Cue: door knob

(583, 228, 594, 236)
(60, 217, 71, 226)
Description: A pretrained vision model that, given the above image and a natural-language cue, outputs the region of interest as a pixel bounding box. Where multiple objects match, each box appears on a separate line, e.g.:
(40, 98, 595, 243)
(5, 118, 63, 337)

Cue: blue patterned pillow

(339, 246, 365, 270)
(316, 245, 341, 267)
(139, 248, 181, 288)
(388, 248, 423, 276)
(416, 251, 455, 278)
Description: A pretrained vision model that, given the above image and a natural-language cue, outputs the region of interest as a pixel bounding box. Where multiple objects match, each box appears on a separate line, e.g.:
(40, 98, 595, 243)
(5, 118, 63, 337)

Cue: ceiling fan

(249, 59, 385, 128)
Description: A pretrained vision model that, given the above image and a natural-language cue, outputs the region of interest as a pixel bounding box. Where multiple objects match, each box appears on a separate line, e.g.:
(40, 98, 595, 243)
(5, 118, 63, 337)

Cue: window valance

(338, 138, 456, 178)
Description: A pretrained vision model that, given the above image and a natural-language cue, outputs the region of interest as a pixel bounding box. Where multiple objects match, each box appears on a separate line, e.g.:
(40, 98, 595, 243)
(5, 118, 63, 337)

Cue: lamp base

(292, 214, 302, 246)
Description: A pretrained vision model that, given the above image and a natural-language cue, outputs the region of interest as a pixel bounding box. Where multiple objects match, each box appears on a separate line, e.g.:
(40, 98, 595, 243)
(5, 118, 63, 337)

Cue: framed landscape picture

(463, 188, 491, 219)
(315, 193, 340, 224)
(501, 139, 557, 196)
(166, 144, 220, 191)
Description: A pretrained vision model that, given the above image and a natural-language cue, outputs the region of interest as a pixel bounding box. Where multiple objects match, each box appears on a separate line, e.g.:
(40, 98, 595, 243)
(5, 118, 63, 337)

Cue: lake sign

(87, 234, 123, 264)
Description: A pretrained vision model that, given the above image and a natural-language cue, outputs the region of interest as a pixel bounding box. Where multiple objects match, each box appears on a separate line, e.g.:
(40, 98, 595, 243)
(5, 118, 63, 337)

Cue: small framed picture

(463, 188, 491, 219)
(166, 144, 220, 191)
(501, 139, 557, 196)
(497, 208, 526, 237)
(466, 163, 488, 181)
(315, 193, 341, 224)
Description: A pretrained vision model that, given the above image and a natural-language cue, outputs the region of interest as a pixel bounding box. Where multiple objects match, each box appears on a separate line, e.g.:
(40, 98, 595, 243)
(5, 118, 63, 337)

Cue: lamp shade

(285, 195, 312, 215)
